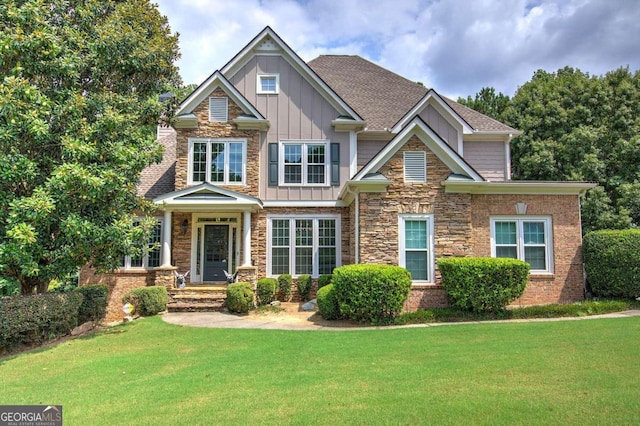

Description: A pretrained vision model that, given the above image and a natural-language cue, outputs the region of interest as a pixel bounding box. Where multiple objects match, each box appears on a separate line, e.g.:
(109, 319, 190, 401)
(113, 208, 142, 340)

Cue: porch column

(243, 211, 251, 266)
(162, 210, 172, 267)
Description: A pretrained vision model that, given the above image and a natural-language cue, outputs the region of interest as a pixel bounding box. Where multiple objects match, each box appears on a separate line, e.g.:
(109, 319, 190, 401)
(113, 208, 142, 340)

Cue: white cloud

(154, 0, 640, 98)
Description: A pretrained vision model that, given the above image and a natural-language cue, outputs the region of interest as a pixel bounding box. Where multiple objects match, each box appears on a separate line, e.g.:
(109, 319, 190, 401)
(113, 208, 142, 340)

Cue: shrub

(122, 286, 168, 316)
(317, 274, 332, 290)
(0, 275, 20, 296)
(256, 278, 277, 306)
(226, 282, 255, 313)
(277, 274, 293, 302)
(297, 274, 312, 302)
(333, 264, 411, 325)
(316, 284, 340, 320)
(0, 292, 83, 351)
(75, 284, 109, 324)
(439, 257, 529, 312)
(583, 230, 640, 299)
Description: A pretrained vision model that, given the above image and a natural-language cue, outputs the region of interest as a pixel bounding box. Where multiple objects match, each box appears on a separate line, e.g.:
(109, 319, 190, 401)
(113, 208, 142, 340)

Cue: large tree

(457, 86, 510, 122)
(502, 67, 640, 232)
(0, 0, 181, 293)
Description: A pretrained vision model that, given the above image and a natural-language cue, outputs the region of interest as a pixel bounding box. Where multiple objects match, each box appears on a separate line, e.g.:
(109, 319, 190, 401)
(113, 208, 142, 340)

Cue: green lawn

(2, 316, 639, 425)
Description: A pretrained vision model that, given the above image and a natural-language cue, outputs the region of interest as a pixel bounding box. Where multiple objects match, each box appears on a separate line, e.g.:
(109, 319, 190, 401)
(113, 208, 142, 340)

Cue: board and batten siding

(229, 55, 349, 201)
(419, 104, 459, 152)
(463, 140, 507, 181)
(357, 140, 388, 171)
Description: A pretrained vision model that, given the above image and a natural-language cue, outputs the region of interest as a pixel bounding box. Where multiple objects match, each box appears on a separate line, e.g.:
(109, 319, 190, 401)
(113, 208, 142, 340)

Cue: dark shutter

(268, 143, 278, 186)
(330, 143, 340, 186)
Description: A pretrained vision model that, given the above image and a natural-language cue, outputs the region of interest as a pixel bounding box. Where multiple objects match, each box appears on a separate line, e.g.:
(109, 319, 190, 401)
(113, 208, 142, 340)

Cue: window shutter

(268, 143, 278, 186)
(209, 97, 228, 122)
(404, 151, 426, 182)
(330, 143, 340, 186)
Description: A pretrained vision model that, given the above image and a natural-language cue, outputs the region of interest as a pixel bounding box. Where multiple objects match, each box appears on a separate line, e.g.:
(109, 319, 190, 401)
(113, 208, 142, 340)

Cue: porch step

(167, 287, 227, 313)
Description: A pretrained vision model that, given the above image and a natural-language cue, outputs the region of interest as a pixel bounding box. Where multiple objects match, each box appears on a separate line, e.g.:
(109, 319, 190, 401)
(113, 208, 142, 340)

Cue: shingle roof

(308, 55, 518, 133)
(137, 128, 176, 199)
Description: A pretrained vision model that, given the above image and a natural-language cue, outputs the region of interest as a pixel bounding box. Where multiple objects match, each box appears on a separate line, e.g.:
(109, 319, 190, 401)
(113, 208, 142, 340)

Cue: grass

(1, 315, 639, 425)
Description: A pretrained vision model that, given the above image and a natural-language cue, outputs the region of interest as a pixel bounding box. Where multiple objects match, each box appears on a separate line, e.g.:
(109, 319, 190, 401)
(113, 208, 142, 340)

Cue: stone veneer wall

(355, 136, 586, 310)
(174, 87, 261, 197)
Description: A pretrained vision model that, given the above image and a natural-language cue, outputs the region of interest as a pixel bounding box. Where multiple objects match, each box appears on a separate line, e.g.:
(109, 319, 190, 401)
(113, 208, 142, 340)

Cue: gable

(355, 117, 483, 183)
(153, 183, 262, 211)
(221, 27, 363, 124)
(174, 71, 268, 130)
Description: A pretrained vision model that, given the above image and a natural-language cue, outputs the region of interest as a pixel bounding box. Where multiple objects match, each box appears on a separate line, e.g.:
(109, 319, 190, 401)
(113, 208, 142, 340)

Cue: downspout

(346, 185, 360, 264)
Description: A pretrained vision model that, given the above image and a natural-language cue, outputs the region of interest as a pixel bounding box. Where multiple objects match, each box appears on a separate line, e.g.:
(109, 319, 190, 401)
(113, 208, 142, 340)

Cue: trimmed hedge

(317, 274, 332, 290)
(583, 230, 640, 299)
(277, 274, 293, 302)
(333, 264, 411, 325)
(297, 274, 312, 302)
(439, 257, 529, 312)
(256, 278, 277, 306)
(122, 286, 168, 317)
(316, 284, 340, 320)
(75, 284, 109, 324)
(0, 292, 83, 351)
(226, 282, 255, 313)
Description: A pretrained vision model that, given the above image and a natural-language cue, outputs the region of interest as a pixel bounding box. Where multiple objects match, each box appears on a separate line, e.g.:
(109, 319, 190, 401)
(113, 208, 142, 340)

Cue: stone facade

(355, 136, 586, 310)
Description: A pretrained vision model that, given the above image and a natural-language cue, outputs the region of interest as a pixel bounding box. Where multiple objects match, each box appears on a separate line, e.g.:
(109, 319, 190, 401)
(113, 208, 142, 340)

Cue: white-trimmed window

(268, 216, 340, 277)
(209, 97, 228, 122)
(257, 74, 279, 94)
(121, 220, 163, 270)
(280, 141, 328, 185)
(189, 138, 246, 185)
(404, 151, 426, 182)
(491, 217, 553, 273)
(399, 214, 434, 282)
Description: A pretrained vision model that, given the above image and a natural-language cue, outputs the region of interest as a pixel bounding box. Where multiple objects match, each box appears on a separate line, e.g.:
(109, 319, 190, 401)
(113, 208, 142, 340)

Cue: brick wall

(79, 266, 176, 322)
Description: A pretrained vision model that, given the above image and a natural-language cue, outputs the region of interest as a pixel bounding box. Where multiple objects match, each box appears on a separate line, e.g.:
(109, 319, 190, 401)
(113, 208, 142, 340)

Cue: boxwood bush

(0, 292, 83, 352)
(438, 257, 529, 312)
(75, 284, 109, 324)
(256, 278, 277, 306)
(296, 274, 312, 302)
(333, 264, 411, 325)
(277, 274, 293, 302)
(226, 282, 255, 313)
(583, 229, 640, 299)
(122, 286, 168, 316)
(317, 274, 332, 290)
(316, 283, 340, 320)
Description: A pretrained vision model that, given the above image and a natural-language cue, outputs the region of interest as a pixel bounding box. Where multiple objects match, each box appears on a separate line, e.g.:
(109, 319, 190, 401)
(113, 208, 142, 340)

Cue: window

(189, 138, 246, 184)
(398, 214, 434, 282)
(121, 220, 162, 270)
(268, 216, 340, 276)
(257, 74, 279, 94)
(280, 141, 328, 185)
(404, 151, 426, 182)
(491, 217, 553, 273)
(209, 97, 228, 122)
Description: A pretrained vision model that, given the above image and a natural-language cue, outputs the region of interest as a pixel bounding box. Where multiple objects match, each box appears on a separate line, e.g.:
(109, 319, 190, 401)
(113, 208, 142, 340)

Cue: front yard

(1, 315, 639, 425)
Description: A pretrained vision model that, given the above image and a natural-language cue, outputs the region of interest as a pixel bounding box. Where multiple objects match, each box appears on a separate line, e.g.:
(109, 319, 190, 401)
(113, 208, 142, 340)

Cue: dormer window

(257, 74, 279, 94)
(209, 97, 228, 122)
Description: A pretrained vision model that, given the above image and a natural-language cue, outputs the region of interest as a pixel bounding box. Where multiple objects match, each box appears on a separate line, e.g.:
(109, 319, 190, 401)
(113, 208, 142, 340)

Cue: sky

(153, 0, 640, 99)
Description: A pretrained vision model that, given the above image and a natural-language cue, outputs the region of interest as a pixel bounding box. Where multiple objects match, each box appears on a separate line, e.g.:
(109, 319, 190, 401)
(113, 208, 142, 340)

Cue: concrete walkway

(162, 309, 640, 331)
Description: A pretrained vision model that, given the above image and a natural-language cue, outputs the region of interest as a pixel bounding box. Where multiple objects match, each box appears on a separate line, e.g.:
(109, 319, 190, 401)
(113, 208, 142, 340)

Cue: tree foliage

(462, 67, 640, 232)
(0, 0, 181, 293)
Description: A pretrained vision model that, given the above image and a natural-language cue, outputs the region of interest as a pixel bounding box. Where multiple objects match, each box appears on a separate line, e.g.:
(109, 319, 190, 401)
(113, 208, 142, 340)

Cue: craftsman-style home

(81, 27, 594, 320)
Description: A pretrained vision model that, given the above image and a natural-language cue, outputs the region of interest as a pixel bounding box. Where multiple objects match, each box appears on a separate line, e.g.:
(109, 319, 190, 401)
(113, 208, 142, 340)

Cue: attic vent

(404, 151, 426, 182)
(209, 97, 228, 122)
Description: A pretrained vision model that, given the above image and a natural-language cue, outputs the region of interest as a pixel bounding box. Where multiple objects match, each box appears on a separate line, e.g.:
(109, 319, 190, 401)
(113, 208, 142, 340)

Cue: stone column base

(236, 266, 258, 287)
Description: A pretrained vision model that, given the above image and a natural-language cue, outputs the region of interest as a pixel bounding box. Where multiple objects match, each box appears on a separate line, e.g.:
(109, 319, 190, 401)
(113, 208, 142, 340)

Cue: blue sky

(154, 0, 640, 99)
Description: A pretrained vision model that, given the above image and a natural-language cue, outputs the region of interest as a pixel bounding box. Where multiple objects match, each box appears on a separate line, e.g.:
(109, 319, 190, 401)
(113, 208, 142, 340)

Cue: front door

(203, 225, 229, 282)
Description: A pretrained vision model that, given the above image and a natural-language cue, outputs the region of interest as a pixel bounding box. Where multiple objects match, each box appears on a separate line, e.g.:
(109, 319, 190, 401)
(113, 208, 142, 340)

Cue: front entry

(203, 225, 229, 282)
